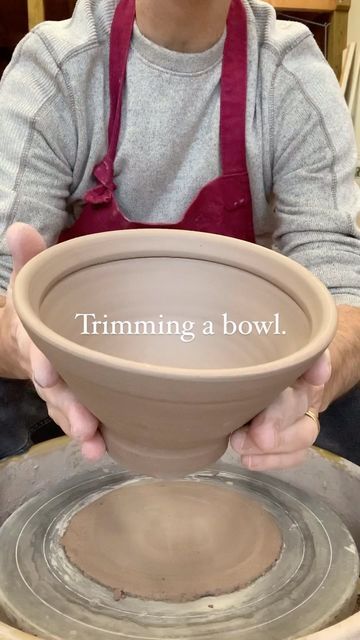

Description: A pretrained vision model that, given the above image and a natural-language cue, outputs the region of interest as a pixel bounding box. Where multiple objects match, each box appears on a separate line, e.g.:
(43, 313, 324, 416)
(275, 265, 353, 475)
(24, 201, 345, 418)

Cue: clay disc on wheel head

(61, 480, 282, 602)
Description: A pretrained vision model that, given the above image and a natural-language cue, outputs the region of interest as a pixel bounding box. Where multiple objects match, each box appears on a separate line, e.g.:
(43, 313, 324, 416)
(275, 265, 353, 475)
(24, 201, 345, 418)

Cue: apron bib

(59, 0, 255, 242)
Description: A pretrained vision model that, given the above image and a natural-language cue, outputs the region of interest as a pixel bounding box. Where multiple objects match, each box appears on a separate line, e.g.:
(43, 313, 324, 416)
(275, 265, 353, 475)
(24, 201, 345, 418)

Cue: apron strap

(220, 0, 249, 175)
(108, 0, 135, 154)
(94, 0, 135, 188)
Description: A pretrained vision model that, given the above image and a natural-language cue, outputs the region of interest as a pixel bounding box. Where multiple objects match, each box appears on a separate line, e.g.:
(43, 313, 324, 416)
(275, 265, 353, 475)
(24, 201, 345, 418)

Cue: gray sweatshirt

(0, 0, 359, 304)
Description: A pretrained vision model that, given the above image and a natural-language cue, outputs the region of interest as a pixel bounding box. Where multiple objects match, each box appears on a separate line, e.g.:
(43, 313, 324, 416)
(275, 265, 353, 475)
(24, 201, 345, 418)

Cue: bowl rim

(13, 229, 338, 381)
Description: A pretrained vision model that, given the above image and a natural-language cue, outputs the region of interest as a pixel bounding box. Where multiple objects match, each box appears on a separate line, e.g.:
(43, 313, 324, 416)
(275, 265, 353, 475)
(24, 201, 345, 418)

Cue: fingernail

(231, 431, 247, 452)
(241, 455, 253, 468)
(33, 374, 46, 389)
(33, 369, 57, 388)
(242, 455, 263, 469)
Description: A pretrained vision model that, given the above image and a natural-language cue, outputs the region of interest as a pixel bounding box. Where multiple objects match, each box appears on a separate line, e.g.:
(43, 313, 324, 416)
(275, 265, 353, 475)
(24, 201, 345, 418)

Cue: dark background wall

(0, 0, 74, 76)
(0, 3, 331, 79)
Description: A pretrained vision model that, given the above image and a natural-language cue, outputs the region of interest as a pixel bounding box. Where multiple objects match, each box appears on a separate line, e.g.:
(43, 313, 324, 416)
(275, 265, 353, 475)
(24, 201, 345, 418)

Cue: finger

(254, 383, 311, 431)
(81, 434, 107, 461)
(33, 377, 75, 412)
(302, 350, 331, 386)
(47, 406, 103, 457)
(240, 449, 308, 471)
(232, 383, 316, 454)
(47, 406, 71, 437)
(33, 377, 99, 442)
(231, 412, 319, 456)
(6, 223, 47, 276)
(67, 402, 100, 441)
(240, 377, 323, 454)
(30, 342, 59, 388)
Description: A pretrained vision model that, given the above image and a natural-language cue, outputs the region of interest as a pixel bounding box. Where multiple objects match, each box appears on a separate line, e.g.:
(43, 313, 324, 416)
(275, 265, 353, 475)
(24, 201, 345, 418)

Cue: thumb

(302, 349, 332, 387)
(6, 223, 47, 277)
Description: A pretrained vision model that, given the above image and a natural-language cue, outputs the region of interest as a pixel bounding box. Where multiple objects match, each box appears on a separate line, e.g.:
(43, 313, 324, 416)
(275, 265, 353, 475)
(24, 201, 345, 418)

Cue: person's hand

(4, 222, 106, 460)
(230, 352, 331, 470)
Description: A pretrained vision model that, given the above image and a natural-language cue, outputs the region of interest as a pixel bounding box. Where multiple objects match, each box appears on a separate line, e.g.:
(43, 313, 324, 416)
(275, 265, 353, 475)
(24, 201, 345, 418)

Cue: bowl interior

(40, 257, 311, 369)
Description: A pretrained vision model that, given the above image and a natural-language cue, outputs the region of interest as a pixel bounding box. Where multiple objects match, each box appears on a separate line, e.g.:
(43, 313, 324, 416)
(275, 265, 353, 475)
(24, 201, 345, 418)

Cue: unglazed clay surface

(61, 480, 283, 602)
(13, 230, 338, 475)
(40, 258, 310, 369)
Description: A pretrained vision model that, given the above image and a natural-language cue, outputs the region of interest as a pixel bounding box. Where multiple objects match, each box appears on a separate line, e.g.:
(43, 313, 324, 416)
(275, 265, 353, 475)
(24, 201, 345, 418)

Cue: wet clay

(62, 480, 282, 602)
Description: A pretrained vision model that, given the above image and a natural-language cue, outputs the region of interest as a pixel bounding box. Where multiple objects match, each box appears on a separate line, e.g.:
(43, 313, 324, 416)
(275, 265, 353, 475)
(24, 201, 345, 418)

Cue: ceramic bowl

(13, 229, 337, 476)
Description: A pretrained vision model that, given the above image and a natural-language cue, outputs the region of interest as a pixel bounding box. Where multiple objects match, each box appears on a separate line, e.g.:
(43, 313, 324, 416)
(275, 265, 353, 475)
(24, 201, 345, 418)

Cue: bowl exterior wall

(28, 330, 317, 475)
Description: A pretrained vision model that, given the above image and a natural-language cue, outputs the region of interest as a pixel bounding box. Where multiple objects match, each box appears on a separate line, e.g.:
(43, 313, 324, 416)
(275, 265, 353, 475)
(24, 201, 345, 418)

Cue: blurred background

(0, 0, 359, 176)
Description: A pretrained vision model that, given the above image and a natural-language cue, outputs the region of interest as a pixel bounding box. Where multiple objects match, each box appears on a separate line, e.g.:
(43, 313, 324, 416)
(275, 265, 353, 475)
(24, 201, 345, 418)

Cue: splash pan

(0, 457, 357, 640)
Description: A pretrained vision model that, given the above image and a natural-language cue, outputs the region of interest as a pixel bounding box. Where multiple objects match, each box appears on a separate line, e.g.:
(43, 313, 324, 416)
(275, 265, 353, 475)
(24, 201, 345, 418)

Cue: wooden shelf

(27, 0, 76, 30)
(264, 0, 352, 79)
(27, 0, 44, 30)
(265, 0, 336, 11)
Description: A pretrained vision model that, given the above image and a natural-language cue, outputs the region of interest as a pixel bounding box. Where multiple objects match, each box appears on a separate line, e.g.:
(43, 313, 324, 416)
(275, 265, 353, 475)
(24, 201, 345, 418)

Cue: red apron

(59, 0, 255, 242)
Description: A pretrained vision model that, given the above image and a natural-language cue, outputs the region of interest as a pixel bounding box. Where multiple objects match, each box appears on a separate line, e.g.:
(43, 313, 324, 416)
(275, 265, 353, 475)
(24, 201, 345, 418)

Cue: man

(0, 0, 359, 469)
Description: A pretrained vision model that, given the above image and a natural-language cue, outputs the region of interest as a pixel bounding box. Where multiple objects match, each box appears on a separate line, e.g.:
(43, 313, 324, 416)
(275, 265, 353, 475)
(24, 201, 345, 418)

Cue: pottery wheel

(0, 463, 358, 640)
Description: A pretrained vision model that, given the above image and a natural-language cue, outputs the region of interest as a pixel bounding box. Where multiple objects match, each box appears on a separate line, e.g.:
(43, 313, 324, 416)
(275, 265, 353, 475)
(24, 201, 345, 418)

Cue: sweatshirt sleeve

(271, 34, 360, 307)
(0, 31, 77, 294)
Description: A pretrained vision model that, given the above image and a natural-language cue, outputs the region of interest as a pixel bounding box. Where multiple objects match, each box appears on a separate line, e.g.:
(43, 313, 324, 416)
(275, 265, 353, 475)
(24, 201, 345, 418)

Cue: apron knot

(84, 184, 116, 205)
(84, 157, 117, 205)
